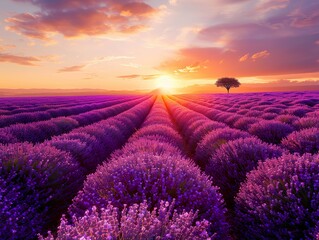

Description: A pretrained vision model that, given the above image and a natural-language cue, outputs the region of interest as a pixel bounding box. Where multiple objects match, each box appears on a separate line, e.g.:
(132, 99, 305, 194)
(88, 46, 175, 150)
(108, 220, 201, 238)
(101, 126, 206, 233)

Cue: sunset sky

(0, 0, 318, 92)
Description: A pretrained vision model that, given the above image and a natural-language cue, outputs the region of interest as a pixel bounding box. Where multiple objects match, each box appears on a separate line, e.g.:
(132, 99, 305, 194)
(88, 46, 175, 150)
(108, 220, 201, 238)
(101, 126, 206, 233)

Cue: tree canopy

(216, 77, 241, 93)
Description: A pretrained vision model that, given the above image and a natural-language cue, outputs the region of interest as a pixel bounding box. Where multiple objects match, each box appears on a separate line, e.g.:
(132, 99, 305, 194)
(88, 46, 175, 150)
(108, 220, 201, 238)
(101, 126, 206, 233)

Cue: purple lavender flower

(188, 121, 227, 153)
(0, 143, 84, 239)
(41, 201, 211, 240)
(293, 117, 319, 130)
(281, 128, 319, 154)
(69, 152, 229, 238)
(111, 139, 183, 159)
(248, 120, 294, 144)
(206, 137, 284, 207)
(286, 106, 311, 117)
(129, 124, 184, 149)
(195, 128, 250, 167)
(275, 114, 299, 125)
(233, 117, 258, 131)
(235, 153, 319, 239)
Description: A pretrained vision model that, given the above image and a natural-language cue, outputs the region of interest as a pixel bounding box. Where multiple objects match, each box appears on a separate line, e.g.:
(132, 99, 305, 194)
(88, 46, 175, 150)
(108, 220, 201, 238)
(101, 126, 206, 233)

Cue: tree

(215, 77, 241, 93)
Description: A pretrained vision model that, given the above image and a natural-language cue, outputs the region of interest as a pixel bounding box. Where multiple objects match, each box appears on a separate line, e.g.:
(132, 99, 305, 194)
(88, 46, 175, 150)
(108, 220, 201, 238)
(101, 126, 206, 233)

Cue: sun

(155, 75, 176, 93)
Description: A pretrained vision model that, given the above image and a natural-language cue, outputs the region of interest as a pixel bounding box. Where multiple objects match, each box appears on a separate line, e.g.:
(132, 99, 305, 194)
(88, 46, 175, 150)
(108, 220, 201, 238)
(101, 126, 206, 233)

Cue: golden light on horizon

(155, 75, 176, 93)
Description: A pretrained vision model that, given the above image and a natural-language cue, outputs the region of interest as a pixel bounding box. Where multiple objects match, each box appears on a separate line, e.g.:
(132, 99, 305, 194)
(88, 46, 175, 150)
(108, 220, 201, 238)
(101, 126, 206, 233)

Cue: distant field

(1, 92, 319, 239)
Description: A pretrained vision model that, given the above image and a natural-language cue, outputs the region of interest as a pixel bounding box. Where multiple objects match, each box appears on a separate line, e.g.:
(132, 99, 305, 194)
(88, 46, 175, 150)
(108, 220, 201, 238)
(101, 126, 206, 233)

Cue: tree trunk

(227, 88, 230, 93)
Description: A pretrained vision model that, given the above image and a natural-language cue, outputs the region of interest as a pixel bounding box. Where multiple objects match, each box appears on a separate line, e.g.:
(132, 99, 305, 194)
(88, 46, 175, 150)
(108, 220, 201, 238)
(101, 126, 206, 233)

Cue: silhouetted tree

(216, 77, 241, 93)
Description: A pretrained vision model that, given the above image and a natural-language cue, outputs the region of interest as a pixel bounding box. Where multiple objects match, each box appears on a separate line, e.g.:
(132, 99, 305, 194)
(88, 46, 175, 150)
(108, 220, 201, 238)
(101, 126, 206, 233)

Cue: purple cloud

(159, 33, 319, 78)
(159, 0, 319, 79)
(7, 0, 159, 40)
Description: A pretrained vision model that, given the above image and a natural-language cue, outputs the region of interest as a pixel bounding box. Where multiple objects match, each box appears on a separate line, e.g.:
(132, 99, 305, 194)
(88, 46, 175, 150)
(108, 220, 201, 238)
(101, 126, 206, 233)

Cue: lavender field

(1, 92, 319, 239)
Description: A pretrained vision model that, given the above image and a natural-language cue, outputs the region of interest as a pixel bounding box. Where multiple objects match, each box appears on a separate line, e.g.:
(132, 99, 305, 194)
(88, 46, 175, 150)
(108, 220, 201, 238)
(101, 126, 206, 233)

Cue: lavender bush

(0, 143, 84, 239)
(286, 106, 311, 117)
(235, 154, 319, 239)
(129, 124, 184, 149)
(70, 152, 229, 238)
(293, 117, 319, 130)
(233, 117, 258, 131)
(188, 121, 227, 152)
(206, 137, 284, 207)
(195, 128, 250, 167)
(275, 114, 299, 125)
(111, 139, 183, 159)
(281, 128, 319, 154)
(248, 120, 294, 144)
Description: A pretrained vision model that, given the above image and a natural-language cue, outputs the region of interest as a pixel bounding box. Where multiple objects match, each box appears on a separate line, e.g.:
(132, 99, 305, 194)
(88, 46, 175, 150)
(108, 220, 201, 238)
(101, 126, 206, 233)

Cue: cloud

(239, 53, 249, 62)
(198, 0, 319, 45)
(0, 53, 40, 66)
(117, 74, 160, 80)
(158, 33, 319, 79)
(58, 65, 86, 72)
(158, 0, 319, 80)
(290, 11, 319, 28)
(256, 0, 289, 13)
(174, 63, 206, 73)
(7, 0, 159, 40)
(239, 51, 270, 62)
(251, 50, 270, 61)
(117, 74, 140, 79)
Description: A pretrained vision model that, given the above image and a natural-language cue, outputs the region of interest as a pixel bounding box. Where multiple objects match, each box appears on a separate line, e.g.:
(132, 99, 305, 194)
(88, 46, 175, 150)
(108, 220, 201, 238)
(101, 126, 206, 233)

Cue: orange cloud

(239, 53, 249, 62)
(251, 50, 270, 61)
(7, 0, 159, 40)
(159, 0, 319, 81)
(175, 63, 204, 73)
(0, 53, 40, 66)
(117, 74, 160, 80)
(58, 65, 86, 72)
(159, 33, 319, 79)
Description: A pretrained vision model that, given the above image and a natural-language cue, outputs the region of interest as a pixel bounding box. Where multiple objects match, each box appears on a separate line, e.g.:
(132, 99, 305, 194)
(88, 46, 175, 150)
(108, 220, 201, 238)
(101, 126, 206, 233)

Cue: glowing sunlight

(155, 75, 176, 93)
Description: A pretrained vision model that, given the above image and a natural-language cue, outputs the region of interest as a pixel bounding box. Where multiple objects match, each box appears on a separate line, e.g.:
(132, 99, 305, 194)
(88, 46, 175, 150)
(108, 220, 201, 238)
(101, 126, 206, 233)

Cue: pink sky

(0, 0, 318, 92)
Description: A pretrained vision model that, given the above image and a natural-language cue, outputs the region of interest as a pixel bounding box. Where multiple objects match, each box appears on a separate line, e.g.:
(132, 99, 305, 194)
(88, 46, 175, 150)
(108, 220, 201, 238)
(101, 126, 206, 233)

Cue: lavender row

(179, 92, 319, 111)
(0, 95, 117, 113)
(0, 96, 149, 144)
(172, 94, 319, 238)
(171, 95, 294, 144)
(172, 95, 319, 155)
(63, 97, 229, 239)
(45, 96, 156, 173)
(0, 97, 155, 239)
(163, 96, 285, 207)
(0, 96, 140, 128)
(179, 93, 319, 130)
